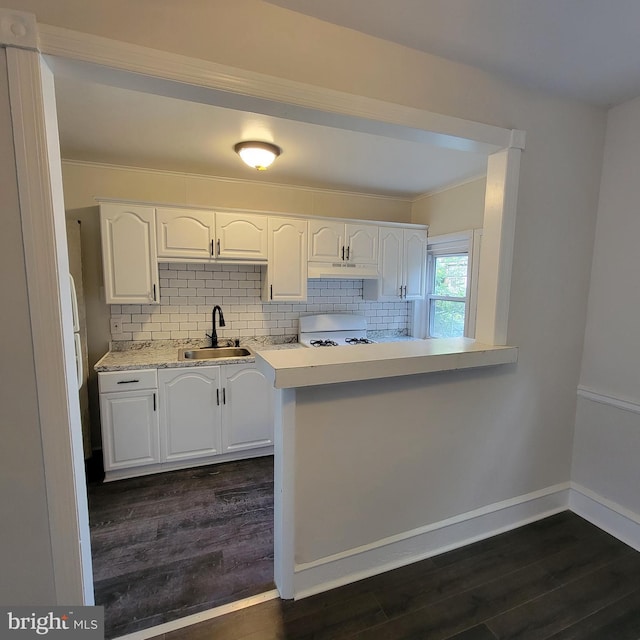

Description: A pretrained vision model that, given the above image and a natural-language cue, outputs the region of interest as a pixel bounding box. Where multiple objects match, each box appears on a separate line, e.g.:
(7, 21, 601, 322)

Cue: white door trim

(3, 11, 93, 604)
(4, 10, 523, 601)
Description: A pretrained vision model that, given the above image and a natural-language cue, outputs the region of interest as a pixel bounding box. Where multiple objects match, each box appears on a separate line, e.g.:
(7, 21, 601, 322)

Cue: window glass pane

(430, 300, 466, 338)
(434, 255, 468, 297)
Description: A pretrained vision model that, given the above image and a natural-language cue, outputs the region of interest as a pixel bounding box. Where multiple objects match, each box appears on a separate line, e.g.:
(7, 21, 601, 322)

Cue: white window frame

(413, 229, 482, 339)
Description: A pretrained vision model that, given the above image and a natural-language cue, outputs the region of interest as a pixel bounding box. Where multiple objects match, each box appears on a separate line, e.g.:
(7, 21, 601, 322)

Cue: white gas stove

(298, 313, 376, 348)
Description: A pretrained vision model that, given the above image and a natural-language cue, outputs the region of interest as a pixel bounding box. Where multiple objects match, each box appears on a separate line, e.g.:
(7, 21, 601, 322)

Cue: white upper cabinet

(156, 207, 215, 259)
(264, 217, 308, 301)
(377, 227, 404, 299)
(346, 223, 378, 264)
(308, 220, 378, 264)
(308, 219, 343, 262)
(403, 228, 428, 300)
(216, 211, 268, 261)
(363, 226, 427, 301)
(100, 203, 159, 304)
(156, 208, 267, 261)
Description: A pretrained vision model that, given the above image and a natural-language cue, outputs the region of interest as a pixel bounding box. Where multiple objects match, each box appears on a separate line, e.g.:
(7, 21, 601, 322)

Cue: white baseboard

(569, 483, 640, 553)
(103, 447, 273, 482)
(293, 483, 570, 599)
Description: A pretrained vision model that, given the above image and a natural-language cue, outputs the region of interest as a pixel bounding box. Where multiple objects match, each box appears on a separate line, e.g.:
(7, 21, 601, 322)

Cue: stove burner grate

(310, 339, 338, 347)
(345, 337, 375, 345)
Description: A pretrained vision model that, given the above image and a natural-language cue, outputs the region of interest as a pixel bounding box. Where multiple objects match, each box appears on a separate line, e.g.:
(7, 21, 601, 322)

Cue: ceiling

(54, 73, 488, 199)
(266, 0, 640, 106)
(58, 0, 640, 199)
(267, 0, 640, 108)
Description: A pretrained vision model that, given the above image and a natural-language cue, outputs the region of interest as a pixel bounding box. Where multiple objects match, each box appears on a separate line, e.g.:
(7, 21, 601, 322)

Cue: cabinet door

(216, 212, 268, 260)
(100, 203, 159, 304)
(346, 223, 378, 264)
(156, 207, 215, 259)
(158, 367, 222, 461)
(265, 217, 307, 301)
(377, 227, 404, 300)
(100, 390, 159, 470)
(403, 229, 427, 300)
(222, 364, 273, 453)
(308, 220, 344, 262)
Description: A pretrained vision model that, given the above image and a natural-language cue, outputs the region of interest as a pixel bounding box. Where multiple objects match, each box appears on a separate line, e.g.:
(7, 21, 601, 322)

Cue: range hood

(308, 261, 379, 279)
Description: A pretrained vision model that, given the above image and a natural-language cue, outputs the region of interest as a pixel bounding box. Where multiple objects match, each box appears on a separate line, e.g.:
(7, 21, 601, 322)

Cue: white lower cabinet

(158, 366, 223, 461)
(158, 364, 273, 460)
(222, 364, 274, 453)
(99, 363, 273, 479)
(98, 370, 160, 472)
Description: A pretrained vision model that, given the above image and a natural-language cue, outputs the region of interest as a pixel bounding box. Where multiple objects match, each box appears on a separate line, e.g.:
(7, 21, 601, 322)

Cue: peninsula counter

(255, 339, 536, 601)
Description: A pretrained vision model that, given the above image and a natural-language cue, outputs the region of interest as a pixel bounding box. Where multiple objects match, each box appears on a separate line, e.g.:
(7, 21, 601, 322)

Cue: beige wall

(412, 177, 486, 235)
(1, 0, 607, 603)
(0, 48, 56, 604)
(61, 161, 412, 220)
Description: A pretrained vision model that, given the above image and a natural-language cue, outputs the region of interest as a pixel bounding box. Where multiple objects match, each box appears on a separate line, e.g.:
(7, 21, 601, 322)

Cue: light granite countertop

(94, 339, 302, 372)
(94, 335, 420, 372)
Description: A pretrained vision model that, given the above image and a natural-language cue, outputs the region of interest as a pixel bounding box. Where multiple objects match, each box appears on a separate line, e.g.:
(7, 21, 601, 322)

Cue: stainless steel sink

(178, 346, 253, 361)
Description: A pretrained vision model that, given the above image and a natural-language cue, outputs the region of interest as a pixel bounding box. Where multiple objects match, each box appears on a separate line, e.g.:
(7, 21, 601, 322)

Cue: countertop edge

(94, 356, 256, 372)
(256, 343, 518, 388)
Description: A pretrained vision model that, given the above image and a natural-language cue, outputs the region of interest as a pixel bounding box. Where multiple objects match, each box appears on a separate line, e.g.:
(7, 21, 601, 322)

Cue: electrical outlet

(110, 317, 122, 334)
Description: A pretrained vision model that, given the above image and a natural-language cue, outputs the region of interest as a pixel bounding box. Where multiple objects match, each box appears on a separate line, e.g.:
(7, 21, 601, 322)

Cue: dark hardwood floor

(146, 511, 640, 640)
(87, 456, 275, 639)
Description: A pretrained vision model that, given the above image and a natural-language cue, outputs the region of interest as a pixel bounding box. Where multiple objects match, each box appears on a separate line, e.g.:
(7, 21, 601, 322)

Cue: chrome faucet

(207, 305, 226, 348)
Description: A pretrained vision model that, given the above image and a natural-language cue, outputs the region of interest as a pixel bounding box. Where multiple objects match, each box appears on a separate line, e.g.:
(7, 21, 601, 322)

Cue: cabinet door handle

(217, 239, 221, 256)
(216, 389, 220, 406)
(153, 284, 157, 301)
(223, 388, 226, 405)
(399, 286, 403, 299)
(270, 284, 273, 300)
(211, 239, 214, 256)
(117, 379, 140, 384)
(403, 285, 407, 298)
(346, 246, 350, 261)
(342, 245, 345, 260)
(153, 392, 156, 411)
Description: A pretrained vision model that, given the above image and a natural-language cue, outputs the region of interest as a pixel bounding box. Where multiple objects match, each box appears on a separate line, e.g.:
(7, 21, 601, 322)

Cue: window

(429, 253, 469, 337)
(424, 230, 481, 338)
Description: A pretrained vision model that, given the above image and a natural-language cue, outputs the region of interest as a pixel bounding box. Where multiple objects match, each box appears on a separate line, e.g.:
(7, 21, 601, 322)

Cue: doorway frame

(2, 8, 523, 605)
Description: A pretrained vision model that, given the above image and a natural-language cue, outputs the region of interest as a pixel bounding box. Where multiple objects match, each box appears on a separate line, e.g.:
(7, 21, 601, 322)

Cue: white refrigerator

(67, 219, 92, 459)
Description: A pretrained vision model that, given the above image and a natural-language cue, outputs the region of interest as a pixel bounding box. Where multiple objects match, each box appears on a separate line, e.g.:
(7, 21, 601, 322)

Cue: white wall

(0, 0, 607, 602)
(572, 96, 640, 526)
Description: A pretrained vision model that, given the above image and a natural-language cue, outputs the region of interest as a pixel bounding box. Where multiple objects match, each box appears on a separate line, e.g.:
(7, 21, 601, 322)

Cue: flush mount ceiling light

(234, 141, 281, 171)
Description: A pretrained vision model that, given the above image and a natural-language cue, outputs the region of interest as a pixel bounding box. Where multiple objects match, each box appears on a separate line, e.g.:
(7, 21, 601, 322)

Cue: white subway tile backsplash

(109, 263, 410, 342)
